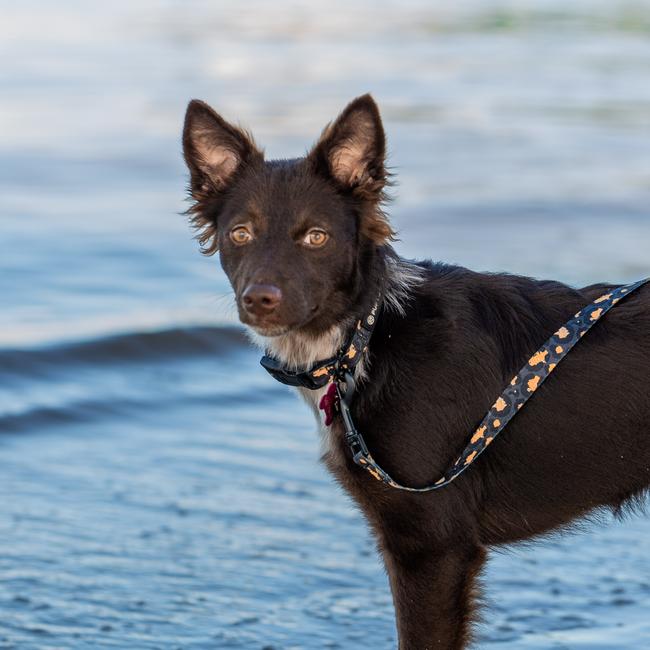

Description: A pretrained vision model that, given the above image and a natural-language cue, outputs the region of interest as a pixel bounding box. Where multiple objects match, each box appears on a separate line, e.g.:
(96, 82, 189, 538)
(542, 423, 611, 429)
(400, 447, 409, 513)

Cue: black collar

(260, 299, 380, 390)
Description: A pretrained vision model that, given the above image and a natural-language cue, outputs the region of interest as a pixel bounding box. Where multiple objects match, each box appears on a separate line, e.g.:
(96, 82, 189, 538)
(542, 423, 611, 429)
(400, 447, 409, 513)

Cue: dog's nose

(242, 284, 283, 316)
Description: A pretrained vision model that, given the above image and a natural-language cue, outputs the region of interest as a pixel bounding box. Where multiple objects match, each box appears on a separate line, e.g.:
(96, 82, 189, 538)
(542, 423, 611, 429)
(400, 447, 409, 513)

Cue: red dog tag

(318, 382, 339, 426)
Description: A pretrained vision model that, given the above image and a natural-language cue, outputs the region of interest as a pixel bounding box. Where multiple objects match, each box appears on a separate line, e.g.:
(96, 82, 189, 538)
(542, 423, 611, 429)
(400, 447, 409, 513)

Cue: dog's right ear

(182, 100, 261, 254)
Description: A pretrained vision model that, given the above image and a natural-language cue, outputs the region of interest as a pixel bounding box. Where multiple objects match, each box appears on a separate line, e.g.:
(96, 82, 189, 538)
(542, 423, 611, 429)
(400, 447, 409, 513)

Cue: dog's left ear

(309, 94, 394, 244)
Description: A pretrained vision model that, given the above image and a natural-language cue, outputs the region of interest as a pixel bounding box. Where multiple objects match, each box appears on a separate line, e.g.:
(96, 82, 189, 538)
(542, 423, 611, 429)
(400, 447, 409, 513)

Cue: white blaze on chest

(297, 384, 335, 454)
(249, 323, 347, 444)
(246, 257, 425, 452)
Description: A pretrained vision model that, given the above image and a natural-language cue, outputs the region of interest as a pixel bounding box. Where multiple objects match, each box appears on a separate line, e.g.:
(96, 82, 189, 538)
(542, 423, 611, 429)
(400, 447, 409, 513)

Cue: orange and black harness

(261, 278, 649, 492)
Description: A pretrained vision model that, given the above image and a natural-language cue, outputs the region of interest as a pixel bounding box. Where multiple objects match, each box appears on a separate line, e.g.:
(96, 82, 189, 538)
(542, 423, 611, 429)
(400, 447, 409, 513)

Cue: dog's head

(182, 94, 394, 337)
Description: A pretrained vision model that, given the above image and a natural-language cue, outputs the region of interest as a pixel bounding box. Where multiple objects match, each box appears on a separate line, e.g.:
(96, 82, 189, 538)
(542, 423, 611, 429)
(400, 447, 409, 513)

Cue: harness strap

(341, 278, 649, 492)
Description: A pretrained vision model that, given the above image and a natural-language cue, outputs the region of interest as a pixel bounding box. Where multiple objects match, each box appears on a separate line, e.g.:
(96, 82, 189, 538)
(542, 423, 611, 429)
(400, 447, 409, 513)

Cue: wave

(0, 325, 250, 379)
(0, 325, 273, 433)
(0, 384, 279, 434)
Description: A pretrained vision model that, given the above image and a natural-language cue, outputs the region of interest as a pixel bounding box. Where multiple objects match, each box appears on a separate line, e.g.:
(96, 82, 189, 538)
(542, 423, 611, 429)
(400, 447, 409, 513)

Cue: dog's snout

(242, 284, 283, 316)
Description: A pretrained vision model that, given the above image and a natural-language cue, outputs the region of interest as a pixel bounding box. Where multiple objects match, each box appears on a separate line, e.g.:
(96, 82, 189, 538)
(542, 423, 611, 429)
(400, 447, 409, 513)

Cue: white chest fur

(250, 323, 351, 454)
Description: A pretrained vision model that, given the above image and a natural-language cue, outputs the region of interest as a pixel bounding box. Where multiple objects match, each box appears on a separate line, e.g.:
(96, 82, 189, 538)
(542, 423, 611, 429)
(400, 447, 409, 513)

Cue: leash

(261, 278, 649, 491)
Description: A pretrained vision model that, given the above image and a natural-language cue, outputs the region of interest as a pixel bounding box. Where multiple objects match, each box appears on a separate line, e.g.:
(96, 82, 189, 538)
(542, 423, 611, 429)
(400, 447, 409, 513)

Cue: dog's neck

(249, 253, 424, 371)
(247, 253, 424, 454)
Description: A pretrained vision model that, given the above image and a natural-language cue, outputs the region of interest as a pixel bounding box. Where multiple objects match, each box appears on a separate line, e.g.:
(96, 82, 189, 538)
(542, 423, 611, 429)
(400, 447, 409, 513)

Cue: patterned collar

(259, 299, 380, 390)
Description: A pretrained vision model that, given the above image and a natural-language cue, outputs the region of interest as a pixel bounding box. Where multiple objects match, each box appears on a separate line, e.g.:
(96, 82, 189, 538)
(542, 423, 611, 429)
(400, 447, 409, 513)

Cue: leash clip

(336, 369, 356, 406)
(336, 371, 369, 465)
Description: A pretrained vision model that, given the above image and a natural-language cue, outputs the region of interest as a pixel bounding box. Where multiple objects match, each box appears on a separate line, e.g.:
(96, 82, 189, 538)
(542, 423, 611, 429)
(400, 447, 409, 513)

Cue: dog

(181, 94, 650, 649)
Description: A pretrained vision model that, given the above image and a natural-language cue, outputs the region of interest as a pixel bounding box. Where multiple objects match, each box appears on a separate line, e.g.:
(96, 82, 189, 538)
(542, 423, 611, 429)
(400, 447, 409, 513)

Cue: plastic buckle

(347, 431, 370, 466)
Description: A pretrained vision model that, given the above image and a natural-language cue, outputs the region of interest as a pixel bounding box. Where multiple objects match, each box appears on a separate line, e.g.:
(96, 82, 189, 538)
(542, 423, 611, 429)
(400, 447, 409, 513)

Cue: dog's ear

(183, 99, 259, 194)
(309, 94, 394, 244)
(182, 100, 261, 254)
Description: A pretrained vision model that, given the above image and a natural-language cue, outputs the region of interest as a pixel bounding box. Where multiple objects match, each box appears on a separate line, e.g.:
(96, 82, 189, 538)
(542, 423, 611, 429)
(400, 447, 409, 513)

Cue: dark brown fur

(182, 94, 650, 649)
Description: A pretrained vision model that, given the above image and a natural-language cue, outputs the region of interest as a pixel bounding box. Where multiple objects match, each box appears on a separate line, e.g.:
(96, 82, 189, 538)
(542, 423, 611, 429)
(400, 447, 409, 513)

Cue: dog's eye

(303, 229, 329, 248)
(230, 226, 253, 245)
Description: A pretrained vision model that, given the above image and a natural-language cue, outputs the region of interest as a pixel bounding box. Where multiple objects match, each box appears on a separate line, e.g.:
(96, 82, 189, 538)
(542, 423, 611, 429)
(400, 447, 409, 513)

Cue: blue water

(1, 1, 650, 648)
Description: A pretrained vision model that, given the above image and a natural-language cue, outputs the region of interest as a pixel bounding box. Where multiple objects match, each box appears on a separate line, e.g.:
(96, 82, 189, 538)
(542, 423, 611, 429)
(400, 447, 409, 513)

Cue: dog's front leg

(383, 543, 486, 650)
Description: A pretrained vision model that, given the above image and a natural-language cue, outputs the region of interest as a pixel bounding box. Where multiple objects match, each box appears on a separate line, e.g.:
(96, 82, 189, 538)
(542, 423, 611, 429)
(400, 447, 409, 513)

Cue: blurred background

(1, 1, 649, 648)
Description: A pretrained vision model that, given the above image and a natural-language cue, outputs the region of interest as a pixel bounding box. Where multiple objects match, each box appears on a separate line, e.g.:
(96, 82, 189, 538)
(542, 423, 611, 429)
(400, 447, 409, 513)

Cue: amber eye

(230, 226, 253, 245)
(302, 229, 329, 248)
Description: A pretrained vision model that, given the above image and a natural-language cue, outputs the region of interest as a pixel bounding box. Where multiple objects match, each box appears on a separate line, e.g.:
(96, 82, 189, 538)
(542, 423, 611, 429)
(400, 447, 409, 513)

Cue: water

(1, 1, 650, 648)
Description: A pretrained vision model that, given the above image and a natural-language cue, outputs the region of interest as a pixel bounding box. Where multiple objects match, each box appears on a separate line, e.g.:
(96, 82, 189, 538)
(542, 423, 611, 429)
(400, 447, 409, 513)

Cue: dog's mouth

(248, 322, 292, 337)
(239, 304, 320, 338)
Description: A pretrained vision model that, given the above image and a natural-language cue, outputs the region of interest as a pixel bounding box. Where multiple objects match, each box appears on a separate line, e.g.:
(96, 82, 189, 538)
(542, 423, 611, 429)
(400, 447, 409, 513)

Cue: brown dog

(182, 94, 650, 649)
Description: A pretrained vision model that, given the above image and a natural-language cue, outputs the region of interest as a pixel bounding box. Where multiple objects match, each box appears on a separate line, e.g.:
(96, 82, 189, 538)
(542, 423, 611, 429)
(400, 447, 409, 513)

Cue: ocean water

(1, 1, 650, 648)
